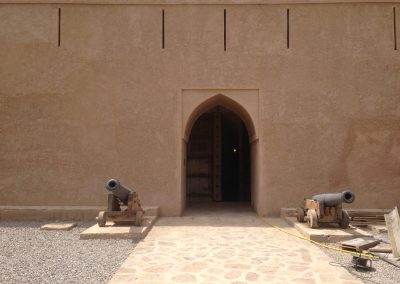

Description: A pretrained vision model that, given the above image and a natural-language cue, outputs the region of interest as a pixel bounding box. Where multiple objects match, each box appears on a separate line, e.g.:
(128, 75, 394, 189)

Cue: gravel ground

(320, 242, 400, 284)
(0, 221, 137, 284)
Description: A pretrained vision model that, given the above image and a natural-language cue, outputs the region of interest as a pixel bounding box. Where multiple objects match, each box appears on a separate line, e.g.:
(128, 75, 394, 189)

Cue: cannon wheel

(135, 211, 144, 226)
(297, 207, 305, 222)
(307, 210, 318, 228)
(97, 212, 106, 227)
(339, 210, 350, 229)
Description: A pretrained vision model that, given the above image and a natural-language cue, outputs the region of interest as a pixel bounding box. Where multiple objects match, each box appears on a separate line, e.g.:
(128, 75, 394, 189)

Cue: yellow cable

(260, 217, 379, 259)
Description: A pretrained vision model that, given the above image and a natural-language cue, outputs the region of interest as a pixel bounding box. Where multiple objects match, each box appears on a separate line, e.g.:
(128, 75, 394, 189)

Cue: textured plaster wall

(0, 3, 399, 216)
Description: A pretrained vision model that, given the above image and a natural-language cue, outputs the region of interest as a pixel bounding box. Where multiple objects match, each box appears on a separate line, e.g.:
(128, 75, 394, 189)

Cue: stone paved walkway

(109, 203, 362, 284)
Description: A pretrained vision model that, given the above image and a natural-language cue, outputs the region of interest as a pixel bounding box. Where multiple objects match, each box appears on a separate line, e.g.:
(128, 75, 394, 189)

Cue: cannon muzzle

(105, 179, 133, 205)
(311, 190, 355, 207)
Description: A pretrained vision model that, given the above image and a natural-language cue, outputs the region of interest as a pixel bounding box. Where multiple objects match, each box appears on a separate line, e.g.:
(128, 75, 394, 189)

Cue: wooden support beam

(384, 206, 400, 258)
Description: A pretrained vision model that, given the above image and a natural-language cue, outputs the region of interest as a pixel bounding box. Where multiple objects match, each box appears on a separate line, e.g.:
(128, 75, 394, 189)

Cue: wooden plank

(351, 222, 386, 226)
(353, 217, 384, 219)
(384, 206, 400, 258)
(352, 219, 385, 222)
(351, 221, 386, 224)
(347, 209, 391, 214)
(368, 247, 392, 253)
(355, 240, 381, 251)
(341, 237, 381, 252)
(348, 209, 389, 228)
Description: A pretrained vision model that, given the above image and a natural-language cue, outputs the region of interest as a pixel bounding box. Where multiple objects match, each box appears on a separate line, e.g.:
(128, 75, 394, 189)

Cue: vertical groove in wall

(286, 9, 290, 49)
(394, 7, 398, 50)
(58, 8, 61, 47)
(224, 9, 227, 51)
(162, 9, 165, 49)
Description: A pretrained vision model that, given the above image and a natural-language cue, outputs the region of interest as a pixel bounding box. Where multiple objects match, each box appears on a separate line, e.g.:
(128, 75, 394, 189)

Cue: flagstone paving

(109, 203, 362, 284)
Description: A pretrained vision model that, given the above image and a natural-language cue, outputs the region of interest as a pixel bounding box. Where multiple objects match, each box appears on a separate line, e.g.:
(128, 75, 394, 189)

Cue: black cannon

(106, 179, 132, 205)
(97, 179, 145, 227)
(297, 191, 355, 229)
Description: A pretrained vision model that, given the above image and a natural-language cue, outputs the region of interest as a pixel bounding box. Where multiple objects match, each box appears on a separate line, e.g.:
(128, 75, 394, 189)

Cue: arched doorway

(186, 106, 251, 205)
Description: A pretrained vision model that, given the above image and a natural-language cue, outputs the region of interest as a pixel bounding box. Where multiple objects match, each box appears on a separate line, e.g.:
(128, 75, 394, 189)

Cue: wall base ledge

(0, 0, 398, 6)
(0, 205, 159, 221)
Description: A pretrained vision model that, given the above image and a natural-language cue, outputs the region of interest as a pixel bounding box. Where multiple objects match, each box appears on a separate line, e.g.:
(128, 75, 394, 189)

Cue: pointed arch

(184, 94, 257, 142)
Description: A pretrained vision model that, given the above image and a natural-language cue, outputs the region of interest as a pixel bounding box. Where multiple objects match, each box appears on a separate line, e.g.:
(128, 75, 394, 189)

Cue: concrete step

(284, 216, 372, 242)
(79, 206, 159, 240)
(80, 216, 158, 240)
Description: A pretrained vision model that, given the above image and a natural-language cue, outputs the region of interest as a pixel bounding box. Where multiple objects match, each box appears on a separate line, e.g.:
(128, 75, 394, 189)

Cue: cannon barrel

(311, 191, 355, 207)
(105, 179, 133, 205)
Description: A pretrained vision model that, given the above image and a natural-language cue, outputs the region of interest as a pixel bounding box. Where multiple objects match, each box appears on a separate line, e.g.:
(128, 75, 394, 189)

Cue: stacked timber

(347, 209, 391, 227)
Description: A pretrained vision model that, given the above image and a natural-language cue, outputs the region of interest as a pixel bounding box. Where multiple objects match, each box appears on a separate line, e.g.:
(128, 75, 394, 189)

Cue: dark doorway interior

(186, 106, 251, 203)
